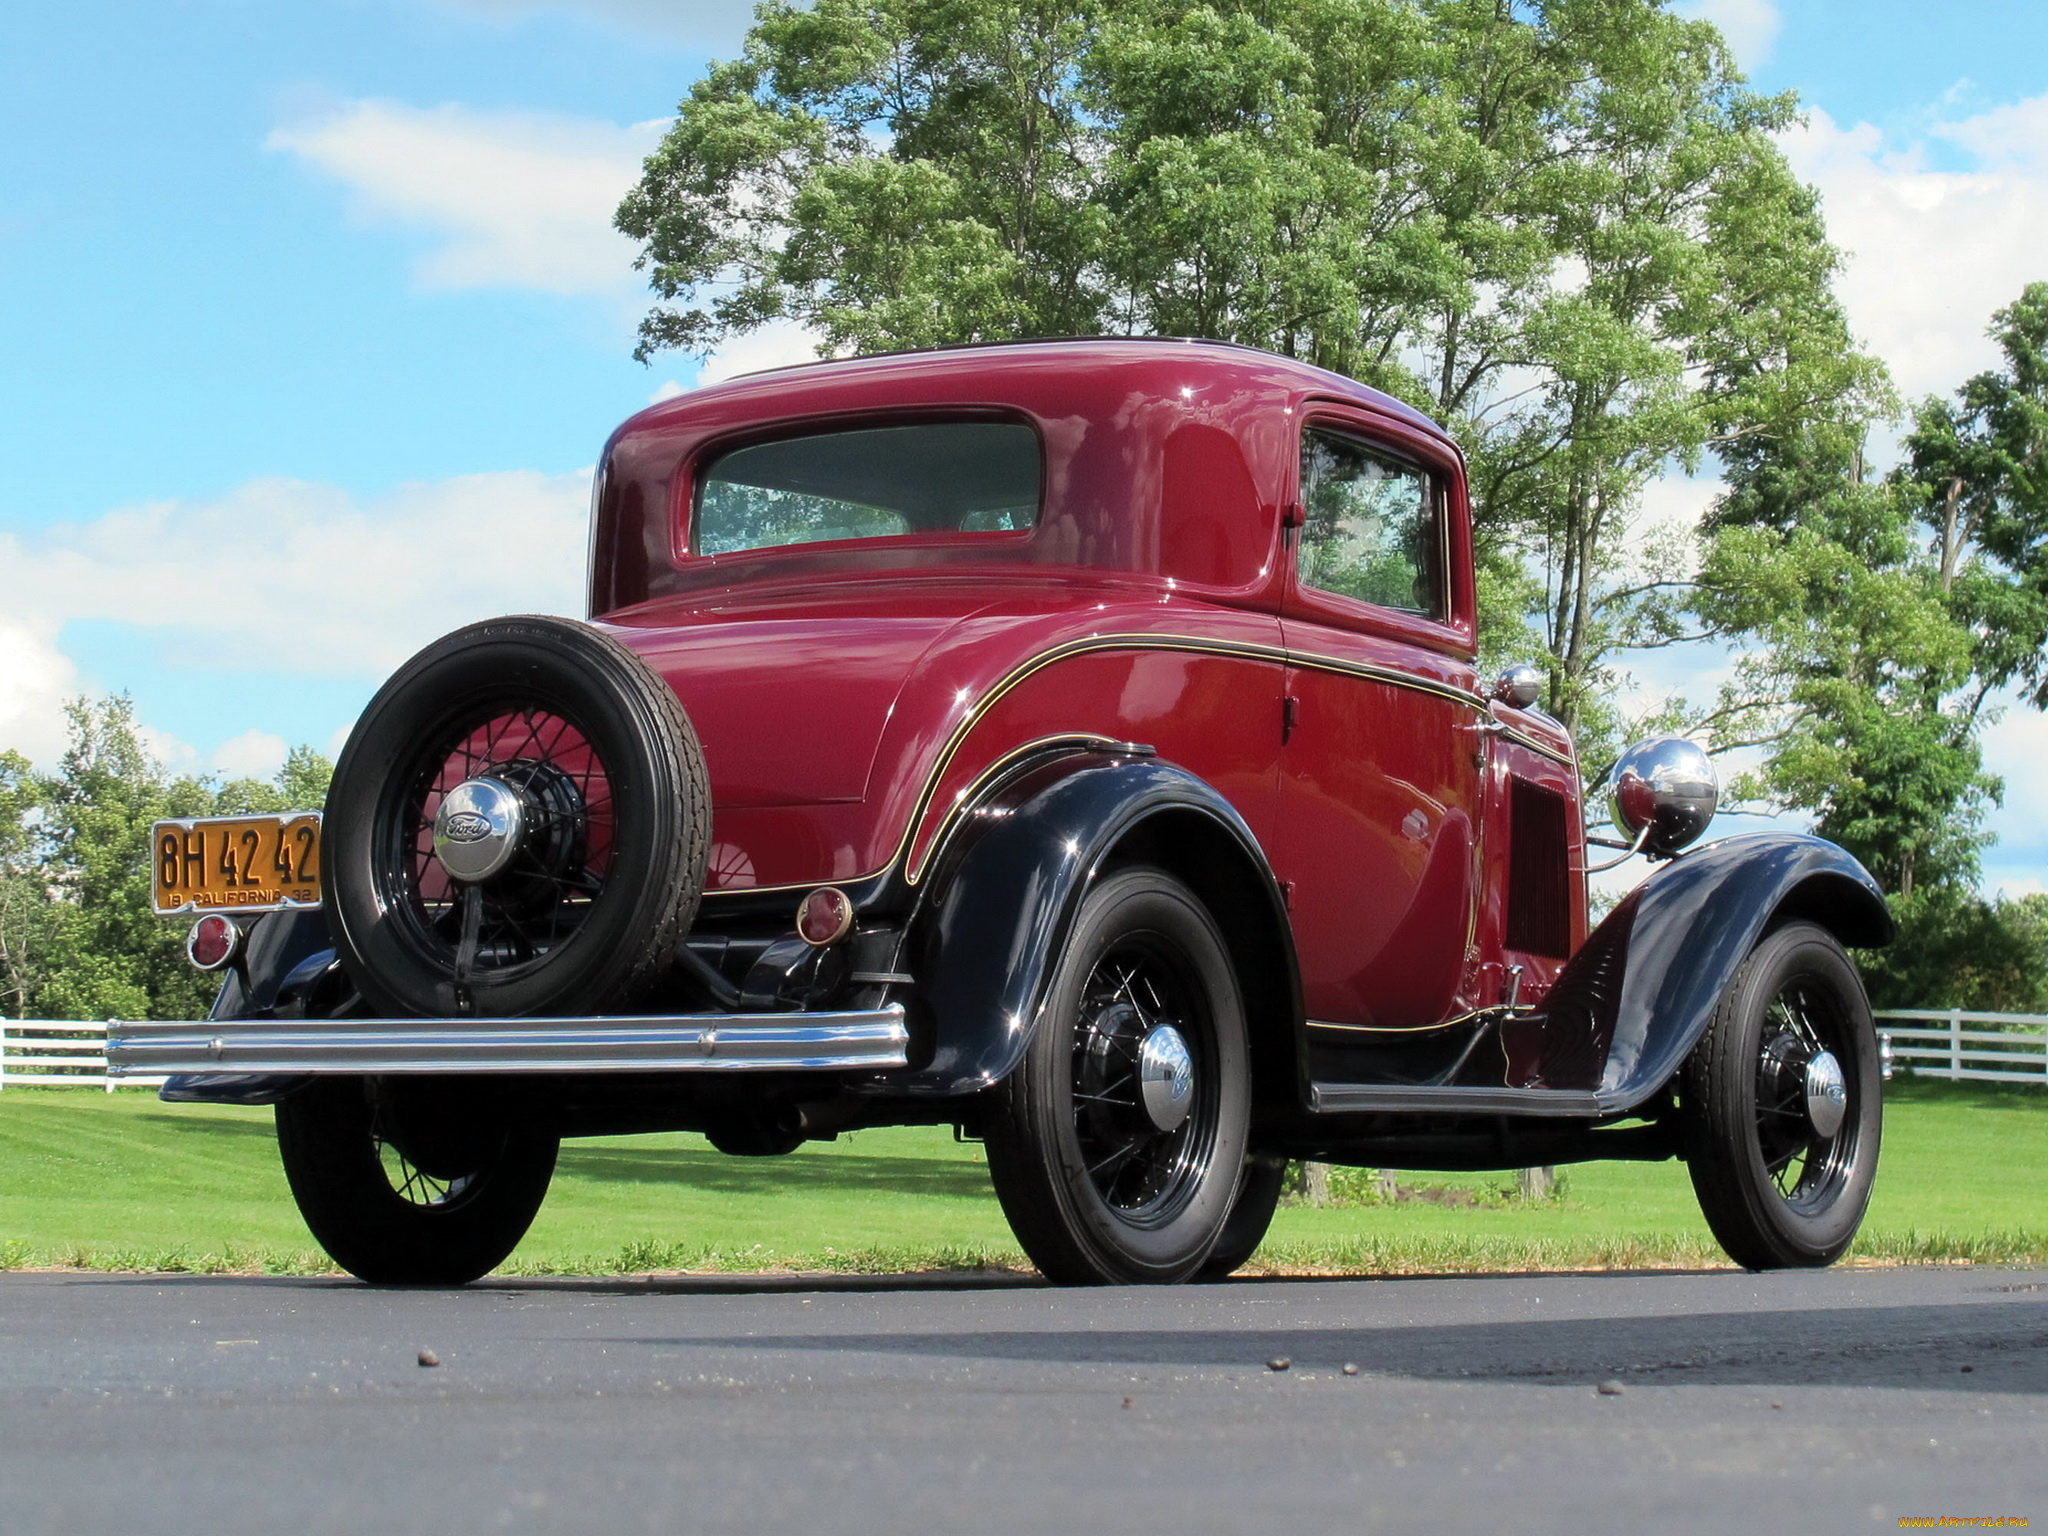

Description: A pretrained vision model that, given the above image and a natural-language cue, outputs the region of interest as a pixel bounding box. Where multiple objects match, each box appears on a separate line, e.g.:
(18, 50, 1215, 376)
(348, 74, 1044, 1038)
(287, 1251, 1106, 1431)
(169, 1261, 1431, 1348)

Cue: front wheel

(1682, 921, 1882, 1269)
(984, 868, 1251, 1285)
(1198, 1153, 1287, 1280)
(276, 1078, 559, 1285)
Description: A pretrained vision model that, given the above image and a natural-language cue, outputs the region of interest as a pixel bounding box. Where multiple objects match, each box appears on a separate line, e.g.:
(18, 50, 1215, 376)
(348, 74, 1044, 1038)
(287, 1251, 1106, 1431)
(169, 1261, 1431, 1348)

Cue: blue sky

(1, 0, 2044, 897)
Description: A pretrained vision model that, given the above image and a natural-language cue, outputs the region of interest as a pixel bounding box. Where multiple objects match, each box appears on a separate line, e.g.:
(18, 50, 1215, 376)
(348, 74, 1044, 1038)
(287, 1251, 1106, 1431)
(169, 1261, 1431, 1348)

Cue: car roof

(639, 336, 1449, 445)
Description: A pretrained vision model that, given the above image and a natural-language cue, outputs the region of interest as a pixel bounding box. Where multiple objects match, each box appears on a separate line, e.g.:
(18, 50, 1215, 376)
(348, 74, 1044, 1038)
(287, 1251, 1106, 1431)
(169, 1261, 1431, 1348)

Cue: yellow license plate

(152, 814, 323, 915)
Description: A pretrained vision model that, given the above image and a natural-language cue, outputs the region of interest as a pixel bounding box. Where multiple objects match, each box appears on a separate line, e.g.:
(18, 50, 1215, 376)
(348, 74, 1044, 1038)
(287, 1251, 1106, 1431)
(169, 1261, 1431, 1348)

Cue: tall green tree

(2, 697, 334, 1022)
(0, 750, 54, 1020)
(1685, 286, 2048, 1006)
(617, 0, 1873, 745)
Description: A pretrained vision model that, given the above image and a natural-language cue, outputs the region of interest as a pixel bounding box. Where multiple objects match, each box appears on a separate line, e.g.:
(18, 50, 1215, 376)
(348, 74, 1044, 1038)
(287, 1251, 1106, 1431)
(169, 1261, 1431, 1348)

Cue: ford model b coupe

(123, 340, 1891, 1285)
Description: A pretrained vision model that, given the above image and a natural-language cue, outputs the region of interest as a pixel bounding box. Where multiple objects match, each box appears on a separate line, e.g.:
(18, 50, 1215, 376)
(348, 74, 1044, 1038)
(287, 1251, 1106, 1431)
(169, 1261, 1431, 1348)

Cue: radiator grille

(1506, 777, 1572, 958)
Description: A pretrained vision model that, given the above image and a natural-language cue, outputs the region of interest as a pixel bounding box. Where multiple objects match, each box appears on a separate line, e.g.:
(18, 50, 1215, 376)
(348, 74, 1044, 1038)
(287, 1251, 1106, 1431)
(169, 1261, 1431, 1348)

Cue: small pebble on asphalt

(1960, 1365, 1974, 1373)
(1596, 1379, 1624, 1395)
(417, 1348, 440, 1369)
(1342, 1363, 1359, 1376)
(1267, 1358, 1291, 1372)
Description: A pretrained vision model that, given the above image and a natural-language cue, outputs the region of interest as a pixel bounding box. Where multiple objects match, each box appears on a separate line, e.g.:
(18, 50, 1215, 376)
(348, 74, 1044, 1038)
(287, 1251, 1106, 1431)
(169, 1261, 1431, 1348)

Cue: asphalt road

(0, 1266, 2040, 1536)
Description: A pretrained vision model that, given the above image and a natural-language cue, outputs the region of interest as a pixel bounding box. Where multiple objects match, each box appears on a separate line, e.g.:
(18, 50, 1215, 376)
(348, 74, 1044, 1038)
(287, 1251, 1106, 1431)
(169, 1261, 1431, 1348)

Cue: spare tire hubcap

(433, 778, 526, 883)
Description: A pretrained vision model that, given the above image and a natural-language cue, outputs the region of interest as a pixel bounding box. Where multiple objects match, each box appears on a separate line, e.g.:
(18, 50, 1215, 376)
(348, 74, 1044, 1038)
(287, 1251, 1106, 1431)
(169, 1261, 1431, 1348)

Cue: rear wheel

(1198, 1153, 1287, 1279)
(324, 615, 710, 1019)
(1683, 921, 1882, 1269)
(276, 1077, 558, 1285)
(985, 868, 1251, 1285)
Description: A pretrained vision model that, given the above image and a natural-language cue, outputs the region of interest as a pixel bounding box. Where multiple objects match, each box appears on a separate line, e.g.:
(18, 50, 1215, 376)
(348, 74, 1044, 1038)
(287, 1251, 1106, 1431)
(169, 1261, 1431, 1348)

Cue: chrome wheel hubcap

(1137, 1025, 1196, 1134)
(1803, 1049, 1847, 1139)
(432, 777, 526, 883)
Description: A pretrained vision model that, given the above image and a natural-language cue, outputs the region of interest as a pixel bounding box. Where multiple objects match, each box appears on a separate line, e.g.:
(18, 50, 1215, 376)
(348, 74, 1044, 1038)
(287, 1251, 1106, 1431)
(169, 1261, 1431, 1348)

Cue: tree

(617, 0, 1874, 749)
(3, 697, 334, 1023)
(1858, 888, 2048, 1014)
(1684, 286, 2048, 1004)
(0, 750, 54, 1020)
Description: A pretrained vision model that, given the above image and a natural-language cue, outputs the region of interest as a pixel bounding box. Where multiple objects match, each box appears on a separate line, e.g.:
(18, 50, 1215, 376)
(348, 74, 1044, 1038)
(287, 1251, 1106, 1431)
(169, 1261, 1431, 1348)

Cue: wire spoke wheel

(1068, 946, 1218, 1225)
(325, 616, 709, 1019)
(378, 1139, 466, 1208)
(390, 704, 618, 988)
(276, 1077, 559, 1286)
(1684, 921, 1882, 1270)
(985, 867, 1250, 1285)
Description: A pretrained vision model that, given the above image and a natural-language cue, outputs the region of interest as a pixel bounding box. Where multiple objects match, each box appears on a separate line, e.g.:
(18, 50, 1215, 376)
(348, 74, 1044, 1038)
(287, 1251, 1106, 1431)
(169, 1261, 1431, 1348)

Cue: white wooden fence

(2, 1013, 2042, 1090)
(0, 1021, 166, 1090)
(1874, 1010, 2048, 1087)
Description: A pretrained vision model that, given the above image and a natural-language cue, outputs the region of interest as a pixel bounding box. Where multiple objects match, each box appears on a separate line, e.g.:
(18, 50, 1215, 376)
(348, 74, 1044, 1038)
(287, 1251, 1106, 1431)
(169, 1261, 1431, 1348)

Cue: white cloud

(213, 729, 291, 781)
(0, 470, 590, 766)
(1675, 0, 1781, 70)
(0, 616, 80, 765)
(648, 379, 688, 404)
(1784, 99, 2048, 400)
(431, 0, 759, 53)
(1981, 700, 2048, 858)
(268, 100, 665, 295)
(1632, 471, 1720, 543)
(136, 725, 199, 775)
(695, 319, 827, 386)
(1931, 95, 2048, 171)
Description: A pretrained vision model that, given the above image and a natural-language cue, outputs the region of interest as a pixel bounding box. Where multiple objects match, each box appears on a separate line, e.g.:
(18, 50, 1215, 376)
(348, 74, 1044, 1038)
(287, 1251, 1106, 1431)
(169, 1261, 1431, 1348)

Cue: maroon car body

(597, 342, 1579, 1021)
(126, 339, 1893, 1287)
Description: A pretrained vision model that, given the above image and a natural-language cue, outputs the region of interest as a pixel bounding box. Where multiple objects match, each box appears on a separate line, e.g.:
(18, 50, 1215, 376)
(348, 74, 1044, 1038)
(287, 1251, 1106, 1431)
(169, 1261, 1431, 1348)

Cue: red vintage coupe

(121, 340, 1891, 1286)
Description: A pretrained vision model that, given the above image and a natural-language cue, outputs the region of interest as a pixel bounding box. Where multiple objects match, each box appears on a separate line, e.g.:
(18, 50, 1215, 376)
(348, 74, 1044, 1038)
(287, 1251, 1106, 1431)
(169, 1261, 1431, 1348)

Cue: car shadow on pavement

(597, 1298, 2048, 1393)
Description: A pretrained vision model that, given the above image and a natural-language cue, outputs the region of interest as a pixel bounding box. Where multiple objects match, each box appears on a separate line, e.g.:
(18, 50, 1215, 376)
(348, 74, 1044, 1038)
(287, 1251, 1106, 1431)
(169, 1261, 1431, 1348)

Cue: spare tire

(325, 615, 710, 1018)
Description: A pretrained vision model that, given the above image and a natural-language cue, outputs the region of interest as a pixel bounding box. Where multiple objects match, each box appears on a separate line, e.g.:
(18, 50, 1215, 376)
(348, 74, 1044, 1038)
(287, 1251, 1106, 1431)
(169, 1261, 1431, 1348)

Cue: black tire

(325, 615, 710, 1018)
(1198, 1153, 1287, 1280)
(1682, 921, 1882, 1269)
(984, 867, 1251, 1285)
(276, 1077, 559, 1285)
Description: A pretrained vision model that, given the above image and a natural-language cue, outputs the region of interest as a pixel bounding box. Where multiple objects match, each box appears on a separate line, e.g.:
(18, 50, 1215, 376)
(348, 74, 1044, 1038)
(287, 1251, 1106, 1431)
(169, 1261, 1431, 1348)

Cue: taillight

(796, 887, 853, 946)
(186, 914, 241, 971)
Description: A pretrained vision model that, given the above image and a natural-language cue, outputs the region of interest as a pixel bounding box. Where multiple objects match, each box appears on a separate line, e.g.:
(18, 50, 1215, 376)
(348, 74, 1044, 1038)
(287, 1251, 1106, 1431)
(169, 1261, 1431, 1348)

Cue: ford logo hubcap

(442, 811, 494, 844)
(432, 778, 526, 883)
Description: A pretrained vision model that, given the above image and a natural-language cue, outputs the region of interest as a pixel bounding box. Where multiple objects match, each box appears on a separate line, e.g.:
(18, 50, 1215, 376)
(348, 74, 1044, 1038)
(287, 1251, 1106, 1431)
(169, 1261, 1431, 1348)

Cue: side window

(1297, 428, 1444, 618)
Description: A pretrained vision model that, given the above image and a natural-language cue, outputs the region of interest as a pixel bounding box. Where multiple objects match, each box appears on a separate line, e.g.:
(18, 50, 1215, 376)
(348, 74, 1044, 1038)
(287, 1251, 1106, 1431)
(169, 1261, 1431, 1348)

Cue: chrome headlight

(1608, 736, 1718, 857)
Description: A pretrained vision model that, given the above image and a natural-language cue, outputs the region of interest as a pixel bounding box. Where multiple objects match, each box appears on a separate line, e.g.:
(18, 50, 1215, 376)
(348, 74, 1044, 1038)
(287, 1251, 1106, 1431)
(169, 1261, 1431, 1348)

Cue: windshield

(694, 421, 1041, 556)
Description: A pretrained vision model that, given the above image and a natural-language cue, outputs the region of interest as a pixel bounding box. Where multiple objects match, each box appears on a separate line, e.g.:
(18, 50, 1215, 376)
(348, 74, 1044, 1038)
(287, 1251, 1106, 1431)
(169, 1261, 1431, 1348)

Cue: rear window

(693, 422, 1041, 557)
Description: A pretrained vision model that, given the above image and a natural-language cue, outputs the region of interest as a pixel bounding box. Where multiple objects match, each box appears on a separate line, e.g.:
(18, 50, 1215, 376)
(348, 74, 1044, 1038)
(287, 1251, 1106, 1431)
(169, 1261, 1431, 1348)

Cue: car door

(1276, 410, 1484, 1036)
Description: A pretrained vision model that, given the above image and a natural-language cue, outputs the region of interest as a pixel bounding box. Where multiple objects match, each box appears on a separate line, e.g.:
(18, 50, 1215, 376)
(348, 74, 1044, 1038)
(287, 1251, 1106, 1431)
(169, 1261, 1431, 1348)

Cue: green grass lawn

(0, 1075, 2040, 1276)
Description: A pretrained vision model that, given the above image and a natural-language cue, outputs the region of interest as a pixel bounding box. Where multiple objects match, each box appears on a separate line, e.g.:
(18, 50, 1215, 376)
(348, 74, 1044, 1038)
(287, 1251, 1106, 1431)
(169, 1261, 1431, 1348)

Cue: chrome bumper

(106, 1005, 910, 1077)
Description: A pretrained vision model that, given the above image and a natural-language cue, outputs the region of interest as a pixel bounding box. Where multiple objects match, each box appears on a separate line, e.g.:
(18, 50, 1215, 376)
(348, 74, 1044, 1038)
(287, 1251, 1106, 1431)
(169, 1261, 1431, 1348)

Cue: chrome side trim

(1308, 1081, 1603, 1118)
(107, 1006, 909, 1077)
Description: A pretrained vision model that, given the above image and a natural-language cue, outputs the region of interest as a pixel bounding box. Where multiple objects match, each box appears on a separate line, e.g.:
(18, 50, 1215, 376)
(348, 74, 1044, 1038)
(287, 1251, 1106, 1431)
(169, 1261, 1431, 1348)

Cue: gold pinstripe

(699, 631, 1573, 900)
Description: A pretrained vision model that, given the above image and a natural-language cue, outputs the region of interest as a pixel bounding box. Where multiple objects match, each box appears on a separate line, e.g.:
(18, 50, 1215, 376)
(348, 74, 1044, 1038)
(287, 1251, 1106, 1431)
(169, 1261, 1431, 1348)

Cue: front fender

(898, 753, 1291, 1096)
(1504, 832, 1892, 1114)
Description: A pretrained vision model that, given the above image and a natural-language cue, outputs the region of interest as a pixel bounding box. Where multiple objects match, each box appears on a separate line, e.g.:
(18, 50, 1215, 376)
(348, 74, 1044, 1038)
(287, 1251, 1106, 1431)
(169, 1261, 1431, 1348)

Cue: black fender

(896, 752, 1299, 1097)
(1503, 832, 1892, 1115)
(159, 908, 334, 1105)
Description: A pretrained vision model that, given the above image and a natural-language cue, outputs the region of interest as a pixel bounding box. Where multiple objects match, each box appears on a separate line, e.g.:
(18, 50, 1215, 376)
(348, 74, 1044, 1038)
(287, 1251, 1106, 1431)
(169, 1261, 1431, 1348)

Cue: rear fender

(1505, 833, 1892, 1114)
(159, 908, 334, 1106)
(899, 752, 1298, 1097)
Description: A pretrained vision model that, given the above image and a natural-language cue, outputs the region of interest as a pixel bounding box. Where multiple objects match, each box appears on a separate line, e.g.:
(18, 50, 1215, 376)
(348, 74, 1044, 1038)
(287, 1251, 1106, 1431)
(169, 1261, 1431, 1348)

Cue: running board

(1308, 1081, 1604, 1118)
(106, 1006, 910, 1077)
